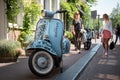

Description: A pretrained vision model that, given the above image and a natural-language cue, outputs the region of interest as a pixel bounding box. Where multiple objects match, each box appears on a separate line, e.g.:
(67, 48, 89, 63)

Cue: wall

(0, 0, 7, 40)
(0, 0, 61, 41)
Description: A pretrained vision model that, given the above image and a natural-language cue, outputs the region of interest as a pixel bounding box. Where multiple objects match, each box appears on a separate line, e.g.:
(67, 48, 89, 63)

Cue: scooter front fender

(26, 40, 58, 56)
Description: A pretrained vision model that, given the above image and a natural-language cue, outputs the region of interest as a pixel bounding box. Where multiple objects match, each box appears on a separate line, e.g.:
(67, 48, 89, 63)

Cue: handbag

(109, 39, 115, 50)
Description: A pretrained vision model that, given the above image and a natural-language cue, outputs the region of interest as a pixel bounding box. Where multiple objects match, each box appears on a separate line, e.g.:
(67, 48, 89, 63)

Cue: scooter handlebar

(56, 10, 67, 13)
(41, 10, 67, 18)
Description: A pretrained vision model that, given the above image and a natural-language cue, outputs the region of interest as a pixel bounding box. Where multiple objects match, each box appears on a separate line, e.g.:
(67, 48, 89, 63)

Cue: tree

(4, 0, 22, 40)
(18, 2, 41, 47)
(60, 0, 96, 30)
(4, 0, 21, 23)
(110, 3, 120, 28)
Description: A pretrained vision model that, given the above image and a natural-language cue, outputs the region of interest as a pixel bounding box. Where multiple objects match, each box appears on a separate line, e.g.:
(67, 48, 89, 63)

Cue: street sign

(91, 10, 97, 19)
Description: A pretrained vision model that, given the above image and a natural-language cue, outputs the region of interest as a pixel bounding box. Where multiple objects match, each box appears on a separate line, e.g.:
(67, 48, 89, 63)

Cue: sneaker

(77, 50, 81, 54)
(105, 52, 108, 56)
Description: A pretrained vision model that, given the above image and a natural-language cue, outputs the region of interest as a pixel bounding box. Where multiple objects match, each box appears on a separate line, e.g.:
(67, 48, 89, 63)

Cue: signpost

(91, 10, 97, 42)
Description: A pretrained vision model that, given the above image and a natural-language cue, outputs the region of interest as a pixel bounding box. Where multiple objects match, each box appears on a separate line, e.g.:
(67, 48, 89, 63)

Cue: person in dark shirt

(71, 11, 82, 53)
(115, 24, 120, 45)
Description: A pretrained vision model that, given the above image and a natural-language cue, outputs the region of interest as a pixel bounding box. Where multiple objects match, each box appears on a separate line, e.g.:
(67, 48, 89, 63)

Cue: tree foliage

(4, 0, 22, 23)
(110, 3, 120, 28)
(23, 2, 40, 32)
(4, 0, 22, 40)
(18, 2, 41, 47)
(86, 0, 97, 4)
(60, 0, 96, 30)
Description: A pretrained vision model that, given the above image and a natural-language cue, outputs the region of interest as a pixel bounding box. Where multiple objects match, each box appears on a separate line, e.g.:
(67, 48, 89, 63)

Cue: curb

(56, 44, 101, 80)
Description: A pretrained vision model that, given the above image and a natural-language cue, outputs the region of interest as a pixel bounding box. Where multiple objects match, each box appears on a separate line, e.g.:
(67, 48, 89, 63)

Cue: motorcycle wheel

(84, 42, 91, 50)
(28, 51, 54, 77)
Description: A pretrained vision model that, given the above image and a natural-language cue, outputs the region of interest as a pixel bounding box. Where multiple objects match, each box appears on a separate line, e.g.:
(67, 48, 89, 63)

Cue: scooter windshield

(35, 19, 46, 40)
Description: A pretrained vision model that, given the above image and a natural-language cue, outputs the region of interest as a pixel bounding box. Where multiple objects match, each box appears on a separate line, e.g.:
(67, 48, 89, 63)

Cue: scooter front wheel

(28, 51, 54, 77)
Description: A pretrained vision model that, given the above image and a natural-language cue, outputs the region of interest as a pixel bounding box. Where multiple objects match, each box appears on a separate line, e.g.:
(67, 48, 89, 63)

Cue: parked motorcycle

(26, 10, 70, 77)
(83, 28, 92, 50)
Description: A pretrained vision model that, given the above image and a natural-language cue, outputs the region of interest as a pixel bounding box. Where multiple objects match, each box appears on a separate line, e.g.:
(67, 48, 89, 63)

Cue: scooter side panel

(48, 19, 63, 56)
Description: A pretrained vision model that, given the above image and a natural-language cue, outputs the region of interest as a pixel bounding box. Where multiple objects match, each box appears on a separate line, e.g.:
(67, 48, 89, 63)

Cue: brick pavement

(0, 38, 98, 80)
(78, 44, 120, 80)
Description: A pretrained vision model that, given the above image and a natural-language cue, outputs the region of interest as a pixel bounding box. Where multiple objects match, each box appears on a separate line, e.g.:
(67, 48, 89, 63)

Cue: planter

(0, 57, 17, 63)
(0, 40, 22, 63)
(0, 53, 20, 63)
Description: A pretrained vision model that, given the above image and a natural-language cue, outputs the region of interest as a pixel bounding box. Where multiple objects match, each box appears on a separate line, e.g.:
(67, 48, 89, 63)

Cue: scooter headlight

(41, 10, 54, 18)
(41, 10, 46, 17)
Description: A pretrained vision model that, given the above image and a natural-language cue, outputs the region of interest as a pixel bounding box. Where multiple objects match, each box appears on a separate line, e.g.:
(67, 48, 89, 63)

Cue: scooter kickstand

(60, 57, 63, 73)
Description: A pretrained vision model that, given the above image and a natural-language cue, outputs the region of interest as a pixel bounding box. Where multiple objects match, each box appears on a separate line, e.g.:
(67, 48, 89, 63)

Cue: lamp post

(97, 14, 100, 39)
(98, 14, 100, 30)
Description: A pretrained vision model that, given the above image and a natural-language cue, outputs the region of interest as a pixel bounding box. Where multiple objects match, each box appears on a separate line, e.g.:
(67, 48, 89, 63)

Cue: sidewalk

(78, 44, 120, 80)
(0, 39, 99, 80)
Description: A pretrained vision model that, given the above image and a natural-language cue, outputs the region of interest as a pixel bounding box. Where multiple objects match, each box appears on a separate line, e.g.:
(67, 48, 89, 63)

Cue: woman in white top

(101, 14, 113, 56)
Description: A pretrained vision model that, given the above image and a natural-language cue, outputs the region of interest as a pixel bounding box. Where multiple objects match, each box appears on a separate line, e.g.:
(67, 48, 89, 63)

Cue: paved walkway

(78, 44, 120, 80)
(0, 39, 99, 80)
(1, 38, 119, 80)
(56, 44, 100, 80)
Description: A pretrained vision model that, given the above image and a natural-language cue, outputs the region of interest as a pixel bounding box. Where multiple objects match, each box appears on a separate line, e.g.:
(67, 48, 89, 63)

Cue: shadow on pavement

(78, 45, 120, 80)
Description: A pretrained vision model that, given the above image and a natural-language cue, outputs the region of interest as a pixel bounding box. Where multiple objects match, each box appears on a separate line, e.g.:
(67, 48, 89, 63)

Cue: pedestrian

(100, 14, 113, 56)
(71, 11, 82, 53)
(115, 24, 120, 45)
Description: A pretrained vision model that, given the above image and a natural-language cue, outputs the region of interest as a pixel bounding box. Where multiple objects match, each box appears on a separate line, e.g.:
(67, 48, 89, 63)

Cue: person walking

(115, 24, 120, 45)
(100, 14, 113, 56)
(71, 11, 82, 53)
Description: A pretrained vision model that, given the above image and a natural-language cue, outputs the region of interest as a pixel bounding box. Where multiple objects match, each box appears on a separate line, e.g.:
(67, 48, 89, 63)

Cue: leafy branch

(4, 0, 22, 40)
(4, 0, 22, 23)
(18, 2, 41, 47)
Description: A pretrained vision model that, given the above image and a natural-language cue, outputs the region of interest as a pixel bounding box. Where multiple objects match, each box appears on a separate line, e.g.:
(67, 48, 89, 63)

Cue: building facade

(0, 0, 60, 40)
(0, 0, 7, 40)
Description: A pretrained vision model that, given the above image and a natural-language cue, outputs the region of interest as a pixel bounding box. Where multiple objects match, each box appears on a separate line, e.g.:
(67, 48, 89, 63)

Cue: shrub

(65, 31, 74, 44)
(65, 31, 73, 40)
(18, 32, 27, 46)
(0, 40, 22, 58)
(18, 32, 33, 48)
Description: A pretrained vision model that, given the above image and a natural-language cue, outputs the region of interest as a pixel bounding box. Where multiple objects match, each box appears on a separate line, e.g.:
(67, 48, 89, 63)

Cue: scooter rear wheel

(28, 51, 54, 77)
(84, 42, 91, 50)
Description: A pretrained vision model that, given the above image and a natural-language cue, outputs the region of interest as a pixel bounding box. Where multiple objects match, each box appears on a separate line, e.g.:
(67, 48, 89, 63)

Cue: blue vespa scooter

(26, 10, 70, 76)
